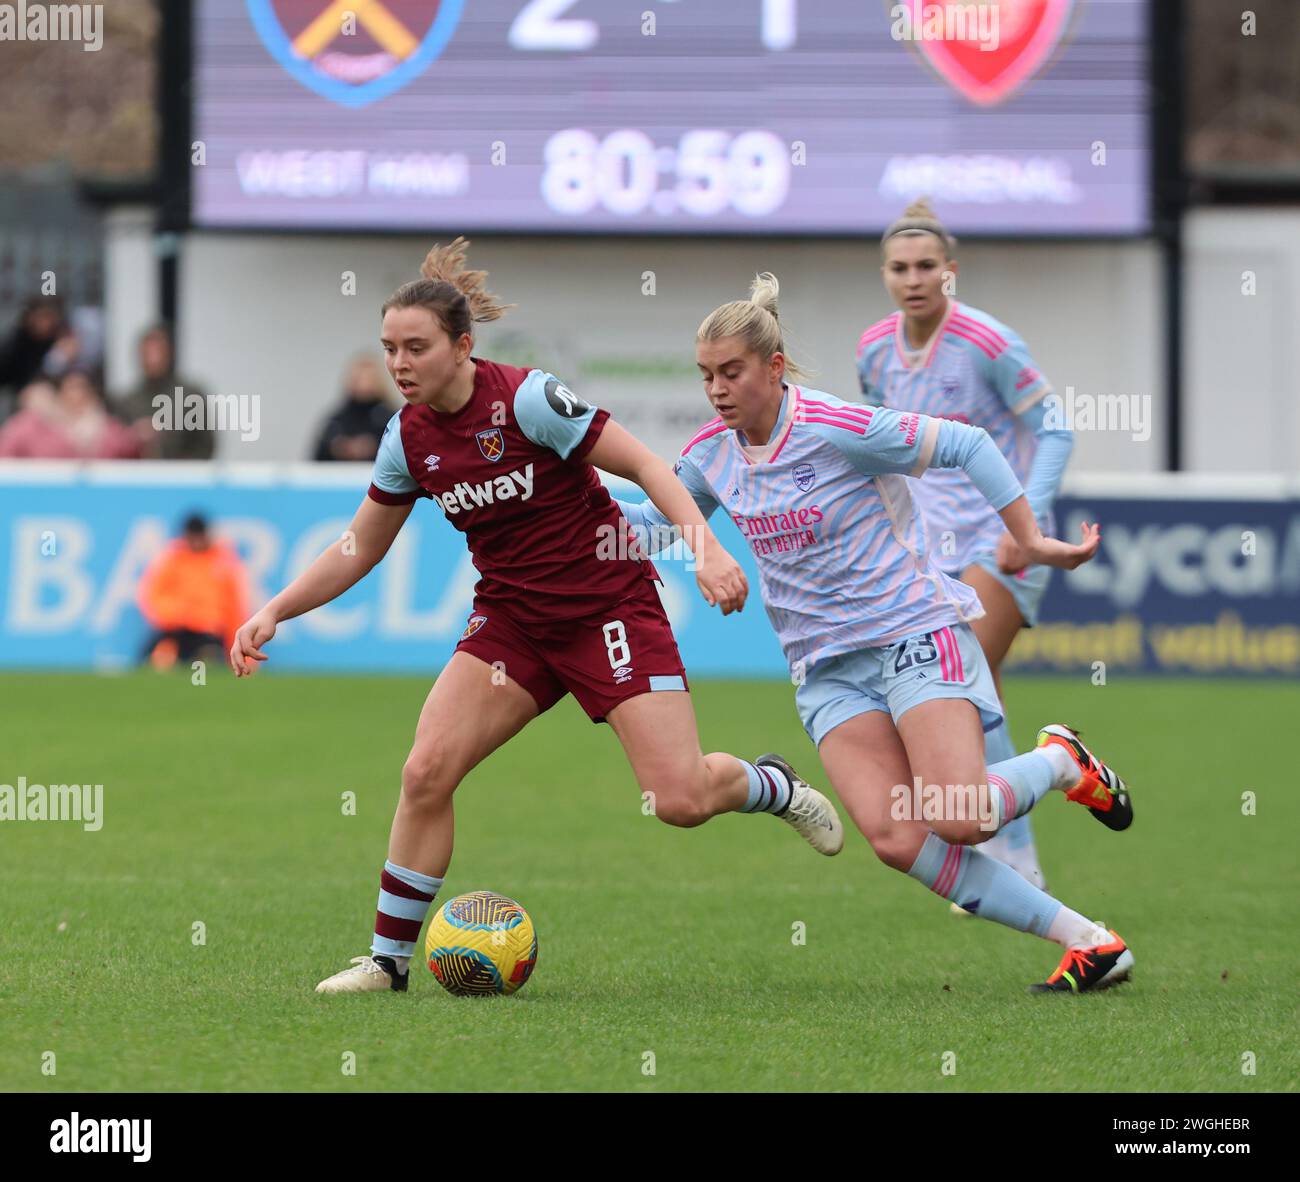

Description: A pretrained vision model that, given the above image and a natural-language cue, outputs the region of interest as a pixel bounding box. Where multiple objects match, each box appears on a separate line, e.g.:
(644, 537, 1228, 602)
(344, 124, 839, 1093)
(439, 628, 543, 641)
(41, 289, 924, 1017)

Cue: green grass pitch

(1, 670, 1295, 1092)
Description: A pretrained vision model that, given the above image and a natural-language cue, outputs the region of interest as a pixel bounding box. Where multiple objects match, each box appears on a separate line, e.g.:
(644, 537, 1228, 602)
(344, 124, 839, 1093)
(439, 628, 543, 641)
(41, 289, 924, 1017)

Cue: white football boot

(315, 955, 408, 994)
(755, 753, 844, 855)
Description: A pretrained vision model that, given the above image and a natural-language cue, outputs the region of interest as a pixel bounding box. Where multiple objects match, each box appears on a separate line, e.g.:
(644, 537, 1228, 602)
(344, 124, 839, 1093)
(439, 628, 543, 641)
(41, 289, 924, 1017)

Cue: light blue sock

(986, 750, 1055, 829)
(986, 719, 1034, 850)
(907, 832, 1061, 936)
(738, 760, 793, 814)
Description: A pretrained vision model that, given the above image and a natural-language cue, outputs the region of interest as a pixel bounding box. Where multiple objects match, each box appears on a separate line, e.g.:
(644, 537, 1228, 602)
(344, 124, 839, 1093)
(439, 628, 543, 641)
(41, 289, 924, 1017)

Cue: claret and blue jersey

(856, 300, 1071, 574)
(618, 384, 1028, 669)
(368, 357, 657, 625)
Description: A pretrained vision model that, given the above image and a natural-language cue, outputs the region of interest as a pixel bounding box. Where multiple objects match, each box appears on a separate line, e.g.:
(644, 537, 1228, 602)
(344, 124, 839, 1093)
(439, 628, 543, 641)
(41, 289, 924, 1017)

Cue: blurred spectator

(114, 324, 215, 460)
(0, 370, 139, 459)
(0, 296, 66, 417)
(137, 513, 250, 670)
(41, 307, 106, 382)
(312, 354, 394, 461)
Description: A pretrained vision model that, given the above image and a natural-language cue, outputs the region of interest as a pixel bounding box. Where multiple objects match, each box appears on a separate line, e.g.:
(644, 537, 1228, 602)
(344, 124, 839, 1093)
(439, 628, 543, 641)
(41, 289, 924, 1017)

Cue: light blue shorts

(795, 623, 1004, 748)
(964, 552, 1052, 628)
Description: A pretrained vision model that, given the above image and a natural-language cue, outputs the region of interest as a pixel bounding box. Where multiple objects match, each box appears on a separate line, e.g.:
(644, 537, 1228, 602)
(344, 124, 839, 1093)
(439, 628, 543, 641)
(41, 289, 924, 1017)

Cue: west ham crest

(475, 427, 505, 463)
(894, 0, 1078, 107)
(245, 0, 465, 108)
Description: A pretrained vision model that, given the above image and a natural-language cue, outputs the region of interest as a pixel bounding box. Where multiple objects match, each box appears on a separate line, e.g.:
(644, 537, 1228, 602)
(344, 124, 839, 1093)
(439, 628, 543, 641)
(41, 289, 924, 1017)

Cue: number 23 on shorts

(891, 633, 939, 675)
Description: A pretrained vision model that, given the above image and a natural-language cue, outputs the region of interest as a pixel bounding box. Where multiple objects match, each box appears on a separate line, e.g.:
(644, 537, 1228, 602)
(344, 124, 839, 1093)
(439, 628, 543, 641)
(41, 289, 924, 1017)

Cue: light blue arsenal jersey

(618, 386, 1028, 669)
(857, 300, 1063, 574)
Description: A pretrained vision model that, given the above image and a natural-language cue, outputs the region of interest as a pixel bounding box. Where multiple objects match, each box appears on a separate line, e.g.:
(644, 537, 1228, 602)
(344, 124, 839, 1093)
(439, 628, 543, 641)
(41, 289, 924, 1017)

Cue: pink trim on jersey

(802, 398, 873, 425)
(944, 324, 999, 360)
(801, 413, 867, 435)
(951, 309, 1008, 350)
(767, 387, 801, 463)
(895, 299, 955, 369)
(949, 315, 1008, 357)
(682, 418, 726, 456)
(859, 324, 897, 346)
(856, 315, 899, 356)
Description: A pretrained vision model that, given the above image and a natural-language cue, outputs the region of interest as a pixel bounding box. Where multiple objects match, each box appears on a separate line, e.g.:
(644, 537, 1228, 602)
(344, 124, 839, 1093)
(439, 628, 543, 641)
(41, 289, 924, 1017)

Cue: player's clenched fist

(229, 608, 278, 677)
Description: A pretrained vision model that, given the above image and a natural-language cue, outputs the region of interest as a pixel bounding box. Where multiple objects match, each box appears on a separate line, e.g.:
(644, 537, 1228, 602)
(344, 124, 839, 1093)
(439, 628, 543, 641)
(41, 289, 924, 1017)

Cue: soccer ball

(425, 891, 538, 997)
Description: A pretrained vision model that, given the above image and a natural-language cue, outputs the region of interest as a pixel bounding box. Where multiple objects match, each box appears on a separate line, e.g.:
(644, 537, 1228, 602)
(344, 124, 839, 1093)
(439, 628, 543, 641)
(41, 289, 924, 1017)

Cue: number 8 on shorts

(602, 620, 630, 669)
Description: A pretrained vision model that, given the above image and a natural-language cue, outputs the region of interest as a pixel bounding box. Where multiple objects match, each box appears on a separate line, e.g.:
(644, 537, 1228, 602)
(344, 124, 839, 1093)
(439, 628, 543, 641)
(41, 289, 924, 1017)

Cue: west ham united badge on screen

(245, 0, 465, 107)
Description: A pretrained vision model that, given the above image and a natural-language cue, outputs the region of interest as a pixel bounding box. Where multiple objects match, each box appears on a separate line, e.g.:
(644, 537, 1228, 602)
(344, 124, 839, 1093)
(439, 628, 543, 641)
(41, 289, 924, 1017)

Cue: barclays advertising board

(1, 466, 1295, 678)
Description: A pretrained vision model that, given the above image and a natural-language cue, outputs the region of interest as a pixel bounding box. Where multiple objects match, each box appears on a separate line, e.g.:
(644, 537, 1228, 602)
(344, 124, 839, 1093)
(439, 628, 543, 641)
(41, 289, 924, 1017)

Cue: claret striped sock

(372, 860, 443, 974)
(738, 759, 794, 814)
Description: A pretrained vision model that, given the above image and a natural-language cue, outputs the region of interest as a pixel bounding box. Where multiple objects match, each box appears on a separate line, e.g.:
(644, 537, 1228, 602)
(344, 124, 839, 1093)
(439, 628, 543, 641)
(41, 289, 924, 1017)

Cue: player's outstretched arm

(920, 416, 1098, 572)
(996, 496, 1099, 571)
(228, 496, 414, 677)
(587, 420, 747, 615)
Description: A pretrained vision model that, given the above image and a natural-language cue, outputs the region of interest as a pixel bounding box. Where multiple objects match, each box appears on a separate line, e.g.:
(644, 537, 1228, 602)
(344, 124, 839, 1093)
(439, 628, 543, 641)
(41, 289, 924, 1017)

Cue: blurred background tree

(1186, 0, 1300, 178)
(0, 0, 157, 178)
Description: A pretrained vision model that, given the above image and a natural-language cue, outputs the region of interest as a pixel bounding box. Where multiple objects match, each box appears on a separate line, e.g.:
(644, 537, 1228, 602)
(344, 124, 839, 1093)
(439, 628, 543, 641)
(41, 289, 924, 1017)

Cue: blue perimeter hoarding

(1, 466, 1296, 678)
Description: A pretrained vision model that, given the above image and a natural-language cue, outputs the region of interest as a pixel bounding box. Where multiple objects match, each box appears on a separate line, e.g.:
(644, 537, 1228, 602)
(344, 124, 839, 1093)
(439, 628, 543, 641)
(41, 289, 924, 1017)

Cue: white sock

(1035, 744, 1080, 791)
(391, 954, 411, 975)
(1046, 906, 1110, 950)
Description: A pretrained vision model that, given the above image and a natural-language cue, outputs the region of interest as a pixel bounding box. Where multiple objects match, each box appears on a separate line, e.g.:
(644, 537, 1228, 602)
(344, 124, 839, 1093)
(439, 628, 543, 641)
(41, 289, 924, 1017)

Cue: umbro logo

(424, 454, 441, 471)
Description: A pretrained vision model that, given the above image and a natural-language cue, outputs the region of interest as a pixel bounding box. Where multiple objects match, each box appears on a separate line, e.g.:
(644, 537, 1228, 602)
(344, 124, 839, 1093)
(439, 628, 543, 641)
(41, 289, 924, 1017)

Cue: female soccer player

(856, 198, 1071, 902)
(618, 274, 1135, 993)
(228, 240, 842, 995)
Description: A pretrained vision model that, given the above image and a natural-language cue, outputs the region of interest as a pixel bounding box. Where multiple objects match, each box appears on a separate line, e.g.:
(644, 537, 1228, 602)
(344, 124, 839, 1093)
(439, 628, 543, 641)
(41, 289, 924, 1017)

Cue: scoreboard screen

(192, 0, 1150, 235)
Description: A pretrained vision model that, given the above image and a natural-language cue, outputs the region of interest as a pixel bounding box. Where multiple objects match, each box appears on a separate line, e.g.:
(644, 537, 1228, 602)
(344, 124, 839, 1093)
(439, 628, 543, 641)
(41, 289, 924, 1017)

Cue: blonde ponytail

(697, 272, 811, 381)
